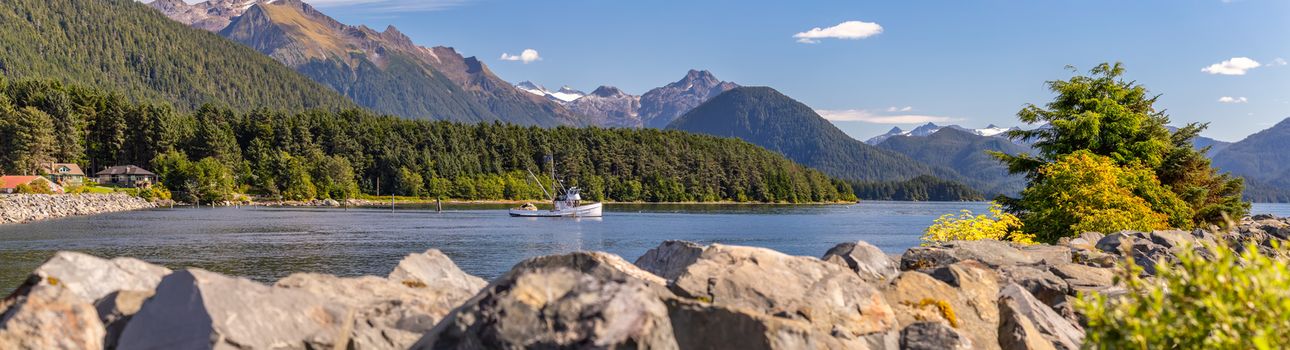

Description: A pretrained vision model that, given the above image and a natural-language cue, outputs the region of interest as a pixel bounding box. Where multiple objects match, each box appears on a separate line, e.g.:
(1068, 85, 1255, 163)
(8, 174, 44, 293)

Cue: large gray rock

(0, 285, 106, 350)
(901, 240, 1044, 273)
(900, 322, 971, 350)
(997, 283, 1083, 350)
(670, 244, 897, 338)
(1070, 248, 1117, 268)
(998, 265, 1069, 308)
(822, 240, 899, 283)
(1048, 263, 1114, 290)
(117, 269, 349, 349)
(95, 290, 153, 349)
(886, 261, 1000, 350)
(1, 251, 171, 349)
(26, 252, 171, 303)
(666, 298, 868, 349)
(275, 273, 474, 349)
(515, 251, 666, 286)
(414, 266, 678, 349)
(633, 240, 705, 281)
(998, 300, 1056, 350)
(1094, 231, 1142, 253)
(1150, 230, 1196, 249)
(1094, 231, 1174, 275)
(388, 249, 487, 294)
(1018, 245, 1073, 266)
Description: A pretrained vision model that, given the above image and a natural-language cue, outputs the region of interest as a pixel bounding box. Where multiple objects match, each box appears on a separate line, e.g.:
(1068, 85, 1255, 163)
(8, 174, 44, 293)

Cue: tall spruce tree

(996, 62, 1248, 236)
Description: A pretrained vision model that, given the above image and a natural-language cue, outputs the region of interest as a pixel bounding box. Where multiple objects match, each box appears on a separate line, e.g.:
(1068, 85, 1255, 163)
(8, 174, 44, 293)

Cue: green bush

(138, 184, 172, 201)
(1078, 242, 1290, 349)
(14, 181, 52, 194)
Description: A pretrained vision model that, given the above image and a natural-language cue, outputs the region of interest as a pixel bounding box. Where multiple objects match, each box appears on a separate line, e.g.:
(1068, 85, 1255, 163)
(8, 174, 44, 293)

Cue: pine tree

(996, 62, 1248, 232)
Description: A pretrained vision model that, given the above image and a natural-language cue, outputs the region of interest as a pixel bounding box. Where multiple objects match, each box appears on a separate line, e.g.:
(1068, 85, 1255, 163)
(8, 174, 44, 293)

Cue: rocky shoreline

(0, 194, 156, 224)
(0, 215, 1285, 349)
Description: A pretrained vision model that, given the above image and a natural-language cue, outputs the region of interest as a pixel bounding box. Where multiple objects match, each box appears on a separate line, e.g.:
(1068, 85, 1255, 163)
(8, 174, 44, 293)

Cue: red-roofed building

(0, 176, 63, 194)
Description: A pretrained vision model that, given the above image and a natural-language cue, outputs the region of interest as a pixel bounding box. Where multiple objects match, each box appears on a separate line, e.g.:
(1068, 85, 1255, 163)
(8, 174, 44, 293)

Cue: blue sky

(305, 0, 1287, 141)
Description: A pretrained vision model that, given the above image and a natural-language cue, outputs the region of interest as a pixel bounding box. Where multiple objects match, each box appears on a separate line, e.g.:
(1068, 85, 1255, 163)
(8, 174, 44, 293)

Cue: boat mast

(526, 169, 553, 201)
(546, 154, 566, 195)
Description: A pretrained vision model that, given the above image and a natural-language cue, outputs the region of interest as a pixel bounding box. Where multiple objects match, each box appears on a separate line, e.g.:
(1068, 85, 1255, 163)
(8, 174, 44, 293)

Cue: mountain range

(667, 87, 963, 183)
(875, 128, 1030, 196)
(1211, 118, 1290, 202)
(865, 123, 1020, 145)
(514, 70, 739, 129)
(152, 0, 584, 127)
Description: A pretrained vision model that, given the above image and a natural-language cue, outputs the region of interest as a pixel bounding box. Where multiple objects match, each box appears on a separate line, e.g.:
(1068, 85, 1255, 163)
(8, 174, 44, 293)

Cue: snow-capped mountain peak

(974, 124, 1015, 137)
(865, 123, 1023, 144)
(551, 86, 586, 102)
(513, 82, 586, 102)
(908, 123, 942, 137)
(516, 81, 547, 96)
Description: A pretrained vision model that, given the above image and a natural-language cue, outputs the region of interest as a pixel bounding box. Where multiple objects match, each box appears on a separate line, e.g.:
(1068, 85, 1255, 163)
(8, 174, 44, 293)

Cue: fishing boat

(509, 168, 603, 218)
(509, 187, 602, 217)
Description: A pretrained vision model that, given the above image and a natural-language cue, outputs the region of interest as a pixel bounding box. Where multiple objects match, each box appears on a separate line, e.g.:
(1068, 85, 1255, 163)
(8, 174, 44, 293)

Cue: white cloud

(1201, 57, 1261, 75)
(1218, 96, 1248, 104)
(500, 49, 541, 64)
(885, 106, 913, 112)
(1272, 58, 1288, 66)
(816, 109, 960, 124)
(793, 20, 883, 44)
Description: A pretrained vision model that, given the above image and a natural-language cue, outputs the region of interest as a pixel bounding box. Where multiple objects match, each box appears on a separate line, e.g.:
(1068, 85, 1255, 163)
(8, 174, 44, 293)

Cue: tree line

(850, 175, 985, 201)
(0, 78, 856, 204)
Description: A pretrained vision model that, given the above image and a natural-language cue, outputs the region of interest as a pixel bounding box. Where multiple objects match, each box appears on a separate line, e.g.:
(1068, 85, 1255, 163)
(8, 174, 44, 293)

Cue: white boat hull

(509, 202, 603, 217)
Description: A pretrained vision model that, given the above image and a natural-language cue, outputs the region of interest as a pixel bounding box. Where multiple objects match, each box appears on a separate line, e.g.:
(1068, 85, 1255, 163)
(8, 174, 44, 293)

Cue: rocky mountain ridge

(640, 69, 740, 128)
(148, 0, 272, 31)
(150, 0, 587, 127)
(565, 85, 643, 128)
(515, 69, 739, 128)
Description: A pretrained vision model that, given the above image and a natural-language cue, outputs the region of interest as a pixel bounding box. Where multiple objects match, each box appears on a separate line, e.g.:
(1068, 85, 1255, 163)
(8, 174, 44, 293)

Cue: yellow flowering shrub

(922, 202, 1036, 245)
(1019, 150, 1177, 243)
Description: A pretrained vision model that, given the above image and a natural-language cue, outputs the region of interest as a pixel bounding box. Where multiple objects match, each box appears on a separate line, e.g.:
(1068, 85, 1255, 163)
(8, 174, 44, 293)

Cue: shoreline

(0, 193, 156, 225)
(2, 215, 1284, 348)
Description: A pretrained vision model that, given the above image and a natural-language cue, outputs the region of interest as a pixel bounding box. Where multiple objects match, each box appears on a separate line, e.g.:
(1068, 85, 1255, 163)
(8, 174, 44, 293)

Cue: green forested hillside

(877, 128, 1030, 197)
(1211, 118, 1290, 202)
(0, 78, 855, 203)
(0, 0, 355, 112)
(667, 87, 972, 190)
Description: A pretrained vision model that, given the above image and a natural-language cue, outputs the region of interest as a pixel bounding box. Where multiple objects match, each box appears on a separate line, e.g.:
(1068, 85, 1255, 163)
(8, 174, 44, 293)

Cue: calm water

(2, 202, 1287, 292)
